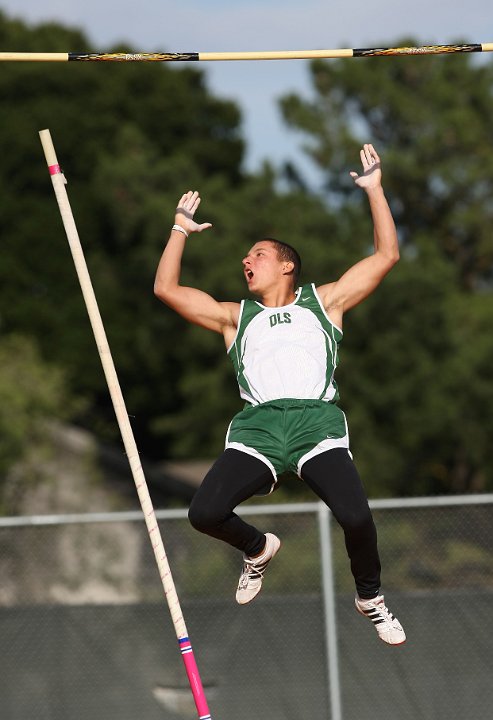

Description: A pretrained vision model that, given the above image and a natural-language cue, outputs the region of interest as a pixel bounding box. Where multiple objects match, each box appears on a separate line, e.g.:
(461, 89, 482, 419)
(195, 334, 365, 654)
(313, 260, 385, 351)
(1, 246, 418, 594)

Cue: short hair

(262, 237, 302, 286)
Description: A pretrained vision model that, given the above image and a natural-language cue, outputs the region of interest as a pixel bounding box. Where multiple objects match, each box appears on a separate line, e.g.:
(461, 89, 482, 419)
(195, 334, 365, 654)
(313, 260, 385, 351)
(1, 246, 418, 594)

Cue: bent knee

(337, 508, 375, 535)
(188, 501, 223, 534)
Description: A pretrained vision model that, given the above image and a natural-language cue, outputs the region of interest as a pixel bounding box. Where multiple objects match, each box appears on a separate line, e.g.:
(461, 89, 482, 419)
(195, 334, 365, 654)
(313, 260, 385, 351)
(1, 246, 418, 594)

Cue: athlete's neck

(256, 287, 297, 308)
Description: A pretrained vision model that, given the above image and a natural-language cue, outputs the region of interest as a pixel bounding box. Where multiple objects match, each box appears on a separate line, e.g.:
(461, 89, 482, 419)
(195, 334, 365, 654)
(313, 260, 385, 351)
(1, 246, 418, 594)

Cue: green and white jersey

(227, 283, 343, 407)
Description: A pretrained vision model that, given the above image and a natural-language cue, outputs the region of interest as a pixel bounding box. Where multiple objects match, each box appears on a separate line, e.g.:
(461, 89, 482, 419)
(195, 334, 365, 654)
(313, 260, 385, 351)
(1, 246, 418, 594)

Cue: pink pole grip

(179, 637, 212, 719)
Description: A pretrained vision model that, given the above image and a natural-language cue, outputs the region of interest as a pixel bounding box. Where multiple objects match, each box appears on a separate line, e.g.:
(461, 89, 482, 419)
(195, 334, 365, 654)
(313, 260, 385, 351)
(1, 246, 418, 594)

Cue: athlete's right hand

(174, 191, 212, 235)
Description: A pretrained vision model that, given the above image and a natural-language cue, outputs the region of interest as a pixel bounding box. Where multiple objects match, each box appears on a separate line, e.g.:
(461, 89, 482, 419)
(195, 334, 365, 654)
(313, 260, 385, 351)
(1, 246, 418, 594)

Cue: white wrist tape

(171, 224, 189, 237)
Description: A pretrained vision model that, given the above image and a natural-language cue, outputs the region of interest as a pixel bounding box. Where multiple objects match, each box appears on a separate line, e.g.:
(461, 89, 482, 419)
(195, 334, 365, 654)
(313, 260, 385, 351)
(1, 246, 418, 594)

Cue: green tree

(280, 42, 493, 290)
(0, 11, 244, 452)
(0, 334, 76, 511)
(279, 41, 493, 493)
(3, 12, 493, 499)
(0, 11, 350, 470)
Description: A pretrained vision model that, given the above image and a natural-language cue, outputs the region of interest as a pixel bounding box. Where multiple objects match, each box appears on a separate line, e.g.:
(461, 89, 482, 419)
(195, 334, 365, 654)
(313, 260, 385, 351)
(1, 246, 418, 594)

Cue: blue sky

(1, 0, 491, 179)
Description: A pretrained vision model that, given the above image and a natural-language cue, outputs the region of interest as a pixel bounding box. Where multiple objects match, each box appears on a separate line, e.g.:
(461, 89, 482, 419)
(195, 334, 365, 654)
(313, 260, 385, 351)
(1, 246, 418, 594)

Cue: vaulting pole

(39, 128, 212, 720)
(2, 42, 493, 63)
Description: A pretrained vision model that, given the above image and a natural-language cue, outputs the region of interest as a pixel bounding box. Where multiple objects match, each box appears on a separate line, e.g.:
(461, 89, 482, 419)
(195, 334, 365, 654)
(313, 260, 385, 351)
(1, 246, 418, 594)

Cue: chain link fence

(1, 495, 493, 719)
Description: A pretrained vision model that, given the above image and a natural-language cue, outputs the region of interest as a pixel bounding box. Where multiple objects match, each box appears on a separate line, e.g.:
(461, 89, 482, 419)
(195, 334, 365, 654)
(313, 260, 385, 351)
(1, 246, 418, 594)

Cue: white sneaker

(355, 594, 406, 646)
(236, 533, 281, 605)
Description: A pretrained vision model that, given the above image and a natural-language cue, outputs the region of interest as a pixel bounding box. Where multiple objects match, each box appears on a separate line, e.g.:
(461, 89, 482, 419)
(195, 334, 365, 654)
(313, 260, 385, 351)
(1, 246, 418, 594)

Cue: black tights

(188, 448, 381, 598)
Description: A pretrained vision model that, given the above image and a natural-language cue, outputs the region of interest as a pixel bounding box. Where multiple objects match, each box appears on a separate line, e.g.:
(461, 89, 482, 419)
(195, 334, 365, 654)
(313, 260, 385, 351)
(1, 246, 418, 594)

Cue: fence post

(318, 502, 343, 720)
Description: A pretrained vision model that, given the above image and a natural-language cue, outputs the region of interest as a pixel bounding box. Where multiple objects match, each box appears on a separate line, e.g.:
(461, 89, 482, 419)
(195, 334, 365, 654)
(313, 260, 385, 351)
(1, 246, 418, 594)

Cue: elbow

(384, 241, 400, 269)
(376, 249, 399, 278)
(389, 248, 400, 268)
(154, 279, 173, 304)
(385, 255, 399, 276)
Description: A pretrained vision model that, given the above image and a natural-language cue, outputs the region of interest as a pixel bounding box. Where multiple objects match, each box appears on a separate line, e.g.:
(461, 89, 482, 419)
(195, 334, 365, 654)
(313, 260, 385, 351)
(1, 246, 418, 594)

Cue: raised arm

(317, 144, 399, 327)
(154, 191, 239, 341)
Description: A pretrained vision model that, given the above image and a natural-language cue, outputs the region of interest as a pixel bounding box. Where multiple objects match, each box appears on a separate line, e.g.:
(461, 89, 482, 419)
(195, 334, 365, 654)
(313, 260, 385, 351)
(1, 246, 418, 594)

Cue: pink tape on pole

(48, 163, 61, 175)
(179, 638, 212, 719)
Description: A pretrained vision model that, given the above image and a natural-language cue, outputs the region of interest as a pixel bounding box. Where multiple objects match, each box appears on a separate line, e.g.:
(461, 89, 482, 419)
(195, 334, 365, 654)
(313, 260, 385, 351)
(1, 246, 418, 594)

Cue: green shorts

(225, 398, 349, 482)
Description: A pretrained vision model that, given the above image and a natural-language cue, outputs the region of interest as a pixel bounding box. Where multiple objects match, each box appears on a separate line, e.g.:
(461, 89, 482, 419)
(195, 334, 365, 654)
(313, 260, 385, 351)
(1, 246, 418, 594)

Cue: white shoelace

(238, 556, 268, 588)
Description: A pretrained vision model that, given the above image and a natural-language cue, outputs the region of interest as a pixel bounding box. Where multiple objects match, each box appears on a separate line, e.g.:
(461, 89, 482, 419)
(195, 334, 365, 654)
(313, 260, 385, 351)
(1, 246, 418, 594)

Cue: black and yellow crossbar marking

(0, 43, 492, 62)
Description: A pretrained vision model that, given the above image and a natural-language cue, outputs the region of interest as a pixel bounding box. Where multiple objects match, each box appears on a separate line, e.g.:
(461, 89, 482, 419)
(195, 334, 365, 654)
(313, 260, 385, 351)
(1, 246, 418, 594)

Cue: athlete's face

(242, 241, 289, 293)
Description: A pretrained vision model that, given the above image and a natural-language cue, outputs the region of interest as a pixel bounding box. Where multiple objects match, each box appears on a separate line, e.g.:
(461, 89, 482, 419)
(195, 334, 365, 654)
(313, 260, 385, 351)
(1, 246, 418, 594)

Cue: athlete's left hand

(349, 144, 382, 189)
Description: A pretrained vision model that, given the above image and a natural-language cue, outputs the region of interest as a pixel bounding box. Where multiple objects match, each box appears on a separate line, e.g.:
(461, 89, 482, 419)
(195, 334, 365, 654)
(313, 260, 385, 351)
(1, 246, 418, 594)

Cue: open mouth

(245, 269, 254, 281)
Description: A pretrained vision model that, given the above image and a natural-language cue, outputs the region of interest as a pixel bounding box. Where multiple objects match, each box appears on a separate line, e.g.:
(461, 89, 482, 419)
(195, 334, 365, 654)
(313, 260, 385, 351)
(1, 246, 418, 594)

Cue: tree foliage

(1, 13, 493, 500)
(280, 43, 493, 290)
(0, 333, 76, 511)
(280, 42, 493, 493)
(0, 10, 245, 453)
